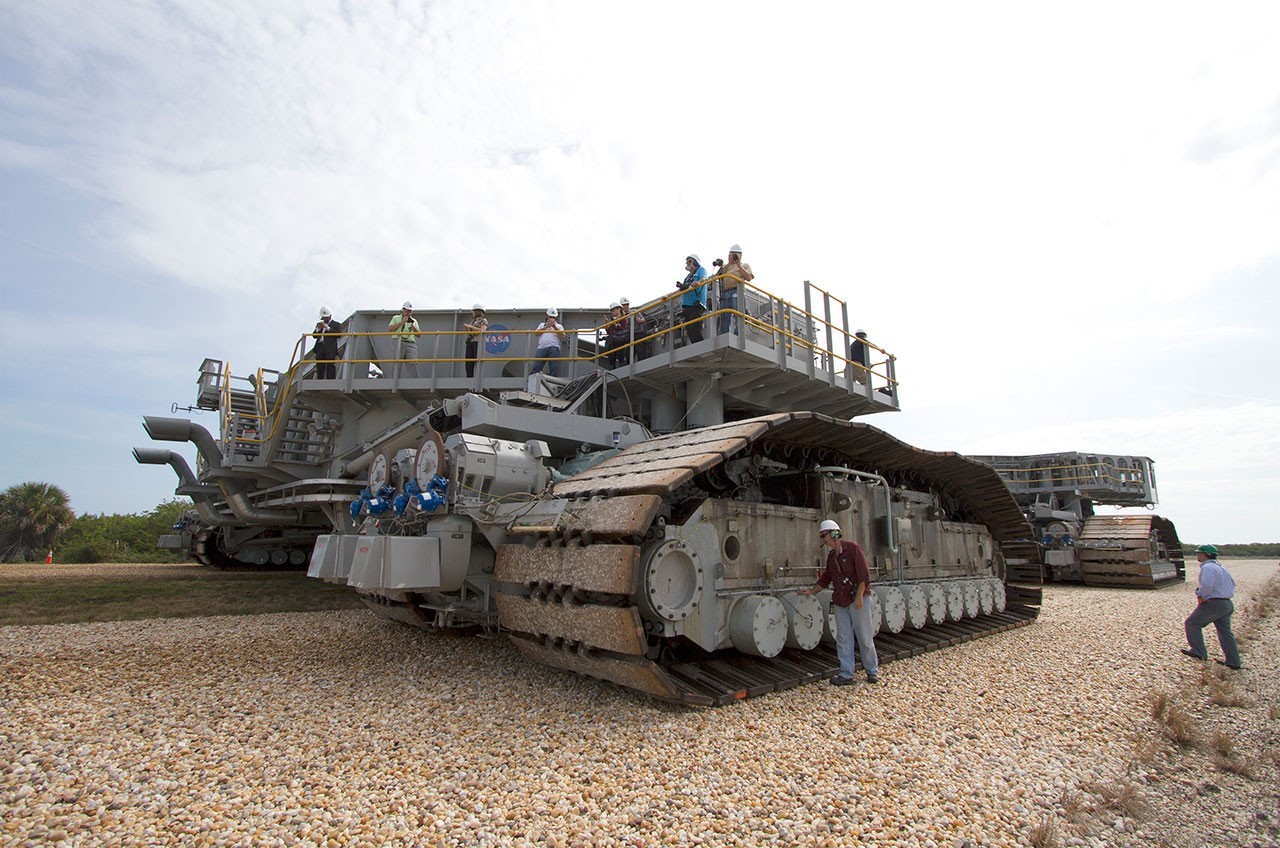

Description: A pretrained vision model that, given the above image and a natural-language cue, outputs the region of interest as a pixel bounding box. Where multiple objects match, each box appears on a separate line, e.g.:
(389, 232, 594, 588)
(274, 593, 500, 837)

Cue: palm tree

(0, 482, 75, 561)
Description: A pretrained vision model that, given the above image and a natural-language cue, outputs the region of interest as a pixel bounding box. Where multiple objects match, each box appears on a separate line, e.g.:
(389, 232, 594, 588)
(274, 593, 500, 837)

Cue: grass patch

(1213, 754, 1259, 780)
(1028, 816, 1060, 848)
(1208, 678, 1255, 708)
(0, 568, 363, 625)
(1084, 780, 1149, 819)
(1210, 731, 1235, 757)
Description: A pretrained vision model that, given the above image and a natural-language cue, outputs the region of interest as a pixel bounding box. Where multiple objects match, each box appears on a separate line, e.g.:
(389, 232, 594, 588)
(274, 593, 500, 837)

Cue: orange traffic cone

(46, 549, 53, 564)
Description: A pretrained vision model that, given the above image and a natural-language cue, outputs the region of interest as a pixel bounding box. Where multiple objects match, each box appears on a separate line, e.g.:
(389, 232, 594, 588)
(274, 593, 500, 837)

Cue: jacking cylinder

(728, 594, 787, 658)
(638, 539, 704, 622)
(780, 592, 823, 650)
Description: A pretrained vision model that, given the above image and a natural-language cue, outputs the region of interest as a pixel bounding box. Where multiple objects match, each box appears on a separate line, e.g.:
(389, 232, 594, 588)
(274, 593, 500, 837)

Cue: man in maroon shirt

(799, 519, 880, 685)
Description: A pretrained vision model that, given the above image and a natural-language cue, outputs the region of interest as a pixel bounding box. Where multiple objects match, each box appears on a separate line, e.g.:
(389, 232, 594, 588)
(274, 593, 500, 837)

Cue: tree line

(1181, 542, 1280, 559)
(1, 481, 190, 563)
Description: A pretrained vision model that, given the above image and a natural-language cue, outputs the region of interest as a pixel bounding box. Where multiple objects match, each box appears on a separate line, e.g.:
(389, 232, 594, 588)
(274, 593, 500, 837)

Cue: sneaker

(830, 676, 855, 686)
(866, 675, 878, 684)
(1180, 649, 1206, 660)
(1215, 660, 1243, 670)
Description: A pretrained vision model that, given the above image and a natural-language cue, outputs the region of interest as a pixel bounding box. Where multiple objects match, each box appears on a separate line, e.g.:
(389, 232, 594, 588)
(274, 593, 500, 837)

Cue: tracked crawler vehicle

(972, 452, 1184, 588)
(139, 279, 1041, 703)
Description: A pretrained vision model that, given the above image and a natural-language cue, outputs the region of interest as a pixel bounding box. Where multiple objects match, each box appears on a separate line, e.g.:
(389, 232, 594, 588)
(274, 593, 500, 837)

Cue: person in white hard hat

(530, 307, 566, 376)
(311, 306, 342, 380)
(388, 301, 421, 379)
(675, 254, 709, 344)
(849, 329, 869, 385)
(602, 302, 630, 369)
(619, 296, 652, 360)
(799, 518, 880, 685)
(712, 244, 754, 336)
(462, 304, 488, 379)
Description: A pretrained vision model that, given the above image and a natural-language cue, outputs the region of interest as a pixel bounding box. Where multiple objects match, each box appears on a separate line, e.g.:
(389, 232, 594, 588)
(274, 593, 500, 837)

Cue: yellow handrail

(222, 284, 898, 447)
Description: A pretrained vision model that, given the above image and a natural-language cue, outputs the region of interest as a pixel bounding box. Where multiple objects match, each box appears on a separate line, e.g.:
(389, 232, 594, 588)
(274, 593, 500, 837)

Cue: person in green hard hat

(1180, 544, 1241, 669)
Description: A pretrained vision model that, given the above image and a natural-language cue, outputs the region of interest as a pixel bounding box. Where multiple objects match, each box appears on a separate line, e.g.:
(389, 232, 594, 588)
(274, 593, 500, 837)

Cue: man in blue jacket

(676, 253, 708, 344)
(1181, 544, 1241, 669)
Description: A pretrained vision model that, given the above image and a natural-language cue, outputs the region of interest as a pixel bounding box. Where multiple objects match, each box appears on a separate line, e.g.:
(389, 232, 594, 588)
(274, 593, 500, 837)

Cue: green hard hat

(1196, 544, 1218, 557)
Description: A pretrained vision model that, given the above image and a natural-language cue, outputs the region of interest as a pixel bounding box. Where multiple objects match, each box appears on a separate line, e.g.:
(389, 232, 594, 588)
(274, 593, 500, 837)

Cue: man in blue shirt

(1181, 544, 1241, 669)
(676, 254, 708, 344)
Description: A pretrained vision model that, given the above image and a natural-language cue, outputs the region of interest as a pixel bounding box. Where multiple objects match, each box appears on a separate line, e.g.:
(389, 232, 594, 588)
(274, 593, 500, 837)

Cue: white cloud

(1, 0, 1279, 538)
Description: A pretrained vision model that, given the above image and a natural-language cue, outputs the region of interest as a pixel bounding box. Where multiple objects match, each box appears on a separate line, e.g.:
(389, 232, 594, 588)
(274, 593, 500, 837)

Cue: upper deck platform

(197, 279, 899, 466)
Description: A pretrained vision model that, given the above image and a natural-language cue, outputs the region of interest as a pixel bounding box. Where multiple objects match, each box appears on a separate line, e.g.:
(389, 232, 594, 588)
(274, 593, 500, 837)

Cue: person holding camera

(311, 306, 342, 379)
(462, 304, 488, 379)
(713, 244, 754, 335)
(388, 301, 421, 379)
(799, 519, 880, 686)
(675, 254, 708, 344)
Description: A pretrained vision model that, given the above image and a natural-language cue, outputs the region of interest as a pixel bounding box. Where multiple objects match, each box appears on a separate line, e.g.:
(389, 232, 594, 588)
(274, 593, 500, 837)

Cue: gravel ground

(1, 560, 1276, 848)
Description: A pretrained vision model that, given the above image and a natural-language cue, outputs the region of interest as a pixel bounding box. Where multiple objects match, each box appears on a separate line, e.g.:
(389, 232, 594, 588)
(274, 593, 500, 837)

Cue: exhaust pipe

(132, 447, 237, 527)
(143, 416, 223, 469)
(139, 418, 301, 525)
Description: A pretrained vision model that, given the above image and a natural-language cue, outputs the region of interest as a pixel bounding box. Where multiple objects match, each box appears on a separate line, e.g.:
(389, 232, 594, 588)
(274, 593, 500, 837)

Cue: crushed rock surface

(1, 560, 1276, 847)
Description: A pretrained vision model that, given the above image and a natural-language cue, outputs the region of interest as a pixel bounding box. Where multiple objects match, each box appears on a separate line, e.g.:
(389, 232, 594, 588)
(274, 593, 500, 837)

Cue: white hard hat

(686, 253, 701, 265)
(546, 307, 558, 317)
(319, 306, 332, 318)
(402, 301, 413, 310)
(473, 303, 485, 312)
(620, 296, 630, 305)
(609, 302, 620, 310)
(729, 243, 742, 254)
(818, 519, 841, 535)
(855, 328, 867, 336)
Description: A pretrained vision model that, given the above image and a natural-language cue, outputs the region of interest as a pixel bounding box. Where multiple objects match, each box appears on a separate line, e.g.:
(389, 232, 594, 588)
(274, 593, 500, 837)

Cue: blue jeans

(1185, 598, 1240, 666)
(833, 597, 879, 679)
(718, 288, 738, 335)
(530, 345, 560, 376)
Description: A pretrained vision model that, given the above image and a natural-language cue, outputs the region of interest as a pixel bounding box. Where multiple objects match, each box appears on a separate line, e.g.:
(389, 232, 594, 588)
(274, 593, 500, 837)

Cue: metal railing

(213, 280, 897, 454)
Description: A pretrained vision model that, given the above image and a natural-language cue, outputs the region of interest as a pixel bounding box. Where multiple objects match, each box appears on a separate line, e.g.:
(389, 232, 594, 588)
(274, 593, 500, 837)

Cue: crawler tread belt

(496, 413, 1043, 705)
(1078, 514, 1185, 589)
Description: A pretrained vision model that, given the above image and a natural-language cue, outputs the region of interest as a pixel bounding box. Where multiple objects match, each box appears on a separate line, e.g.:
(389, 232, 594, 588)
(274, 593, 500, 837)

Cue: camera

(713, 258, 723, 267)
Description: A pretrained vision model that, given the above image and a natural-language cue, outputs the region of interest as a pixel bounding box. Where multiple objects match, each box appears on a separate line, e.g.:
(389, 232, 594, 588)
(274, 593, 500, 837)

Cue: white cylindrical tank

(903, 584, 929, 629)
(781, 592, 823, 650)
(729, 595, 787, 658)
(921, 582, 947, 624)
(990, 578, 1007, 612)
(874, 585, 906, 634)
(962, 581, 980, 618)
(945, 582, 964, 621)
(977, 580, 994, 615)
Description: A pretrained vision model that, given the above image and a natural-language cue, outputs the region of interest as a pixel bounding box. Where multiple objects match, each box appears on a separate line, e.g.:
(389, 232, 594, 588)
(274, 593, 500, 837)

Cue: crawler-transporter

(137, 280, 1042, 704)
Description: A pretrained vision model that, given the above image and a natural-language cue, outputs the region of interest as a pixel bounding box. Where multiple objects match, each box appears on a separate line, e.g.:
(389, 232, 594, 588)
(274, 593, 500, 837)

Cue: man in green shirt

(388, 301, 421, 378)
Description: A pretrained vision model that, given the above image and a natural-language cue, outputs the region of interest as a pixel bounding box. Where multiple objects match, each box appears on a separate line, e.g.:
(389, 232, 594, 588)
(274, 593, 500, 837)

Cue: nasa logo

(484, 324, 512, 355)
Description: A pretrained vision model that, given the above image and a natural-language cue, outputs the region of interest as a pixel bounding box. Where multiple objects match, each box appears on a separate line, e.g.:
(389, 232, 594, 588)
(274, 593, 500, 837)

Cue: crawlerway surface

(1, 560, 1276, 848)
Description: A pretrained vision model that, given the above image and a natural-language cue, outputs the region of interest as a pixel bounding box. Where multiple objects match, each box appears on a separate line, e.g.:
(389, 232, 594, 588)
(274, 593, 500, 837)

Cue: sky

(1, 1, 1277, 544)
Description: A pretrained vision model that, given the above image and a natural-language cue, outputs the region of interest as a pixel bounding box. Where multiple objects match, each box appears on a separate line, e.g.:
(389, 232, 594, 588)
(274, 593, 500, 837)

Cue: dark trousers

(1185, 598, 1241, 666)
(465, 340, 479, 377)
(682, 304, 706, 343)
(314, 348, 337, 380)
